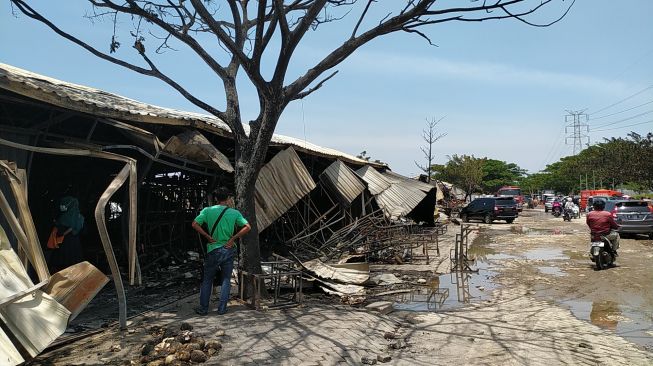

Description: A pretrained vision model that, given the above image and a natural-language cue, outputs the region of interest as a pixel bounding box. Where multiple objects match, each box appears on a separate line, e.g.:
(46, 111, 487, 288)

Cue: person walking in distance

(192, 188, 251, 315)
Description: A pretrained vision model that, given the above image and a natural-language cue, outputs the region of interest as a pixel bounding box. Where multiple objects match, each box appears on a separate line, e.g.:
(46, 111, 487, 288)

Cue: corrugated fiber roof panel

(254, 147, 317, 231)
(319, 160, 366, 205)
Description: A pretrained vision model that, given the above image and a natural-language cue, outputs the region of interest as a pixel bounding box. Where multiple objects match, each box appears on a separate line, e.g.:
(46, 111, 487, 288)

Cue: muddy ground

(472, 208, 653, 350)
(28, 208, 653, 365)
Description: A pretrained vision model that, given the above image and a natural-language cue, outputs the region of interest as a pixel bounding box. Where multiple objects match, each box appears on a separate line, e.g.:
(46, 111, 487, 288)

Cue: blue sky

(1, 1, 652, 176)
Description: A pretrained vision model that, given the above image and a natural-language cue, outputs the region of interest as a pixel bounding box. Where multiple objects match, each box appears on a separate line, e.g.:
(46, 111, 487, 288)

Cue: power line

(539, 122, 566, 171)
(565, 110, 589, 154)
(590, 119, 653, 132)
(589, 99, 653, 120)
(591, 110, 653, 129)
(588, 84, 653, 115)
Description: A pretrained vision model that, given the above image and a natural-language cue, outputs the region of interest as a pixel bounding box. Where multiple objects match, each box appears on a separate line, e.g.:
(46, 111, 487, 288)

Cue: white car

(544, 196, 556, 212)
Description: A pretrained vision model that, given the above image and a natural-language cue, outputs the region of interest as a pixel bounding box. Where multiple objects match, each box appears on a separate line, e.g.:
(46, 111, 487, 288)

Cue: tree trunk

(234, 170, 261, 275)
(232, 105, 283, 299)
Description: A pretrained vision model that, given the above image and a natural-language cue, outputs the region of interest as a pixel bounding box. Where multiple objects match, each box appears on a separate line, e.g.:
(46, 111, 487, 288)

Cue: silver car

(605, 200, 653, 239)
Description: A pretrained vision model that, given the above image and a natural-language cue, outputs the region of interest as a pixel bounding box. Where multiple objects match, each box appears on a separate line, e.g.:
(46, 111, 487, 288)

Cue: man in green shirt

(192, 188, 250, 315)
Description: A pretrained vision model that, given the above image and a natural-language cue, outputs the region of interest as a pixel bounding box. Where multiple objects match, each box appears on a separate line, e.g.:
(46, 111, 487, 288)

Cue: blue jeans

(199, 246, 235, 313)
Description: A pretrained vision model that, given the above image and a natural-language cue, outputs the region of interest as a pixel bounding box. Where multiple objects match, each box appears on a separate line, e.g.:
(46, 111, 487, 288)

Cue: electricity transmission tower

(565, 110, 590, 155)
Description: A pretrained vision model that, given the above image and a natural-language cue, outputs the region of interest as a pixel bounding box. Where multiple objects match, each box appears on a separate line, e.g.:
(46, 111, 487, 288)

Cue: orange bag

(46, 227, 65, 249)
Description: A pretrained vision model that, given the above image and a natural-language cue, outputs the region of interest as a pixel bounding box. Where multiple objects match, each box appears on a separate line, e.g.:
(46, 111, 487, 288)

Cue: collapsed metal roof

(319, 160, 366, 205)
(255, 147, 317, 231)
(0, 63, 381, 168)
(356, 166, 428, 220)
(381, 170, 435, 193)
(355, 166, 391, 196)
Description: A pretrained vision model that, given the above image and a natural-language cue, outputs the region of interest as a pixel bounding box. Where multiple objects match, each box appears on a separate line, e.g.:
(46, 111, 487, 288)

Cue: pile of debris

(137, 323, 222, 365)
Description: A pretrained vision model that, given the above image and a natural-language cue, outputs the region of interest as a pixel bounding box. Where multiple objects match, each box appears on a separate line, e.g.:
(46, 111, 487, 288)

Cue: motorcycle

(590, 234, 617, 270)
(552, 203, 562, 217)
(562, 208, 572, 221)
(571, 205, 580, 218)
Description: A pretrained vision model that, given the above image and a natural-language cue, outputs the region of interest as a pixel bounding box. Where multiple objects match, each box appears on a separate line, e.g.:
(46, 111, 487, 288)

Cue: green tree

(480, 159, 526, 193)
(432, 154, 484, 201)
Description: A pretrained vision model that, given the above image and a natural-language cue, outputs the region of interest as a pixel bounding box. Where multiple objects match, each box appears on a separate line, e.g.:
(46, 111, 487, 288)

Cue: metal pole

(95, 164, 131, 329)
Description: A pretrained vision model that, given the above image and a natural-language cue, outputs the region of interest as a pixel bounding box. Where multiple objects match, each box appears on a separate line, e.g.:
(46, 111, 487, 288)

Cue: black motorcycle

(590, 234, 617, 270)
(562, 208, 572, 221)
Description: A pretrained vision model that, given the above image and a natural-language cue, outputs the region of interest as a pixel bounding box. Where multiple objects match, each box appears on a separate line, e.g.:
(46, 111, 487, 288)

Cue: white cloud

(347, 50, 631, 95)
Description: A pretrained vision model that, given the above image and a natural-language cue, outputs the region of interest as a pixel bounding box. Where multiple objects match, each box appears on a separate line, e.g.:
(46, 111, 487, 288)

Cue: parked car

(459, 197, 518, 224)
(544, 196, 556, 212)
(604, 200, 653, 239)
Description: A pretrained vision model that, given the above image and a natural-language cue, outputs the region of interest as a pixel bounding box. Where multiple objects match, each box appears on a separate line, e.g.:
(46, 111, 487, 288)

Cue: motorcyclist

(563, 197, 575, 219)
(586, 199, 620, 251)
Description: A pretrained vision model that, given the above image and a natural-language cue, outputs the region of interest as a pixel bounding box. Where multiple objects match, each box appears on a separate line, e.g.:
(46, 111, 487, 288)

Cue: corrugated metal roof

(255, 147, 317, 231)
(355, 166, 427, 219)
(381, 171, 435, 193)
(355, 166, 391, 196)
(376, 184, 426, 219)
(319, 160, 366, 205)
(0, 63, 382, 167)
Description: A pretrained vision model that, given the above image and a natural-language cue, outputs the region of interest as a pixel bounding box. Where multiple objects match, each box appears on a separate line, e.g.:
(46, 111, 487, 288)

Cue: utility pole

(565, 110, 590, 155)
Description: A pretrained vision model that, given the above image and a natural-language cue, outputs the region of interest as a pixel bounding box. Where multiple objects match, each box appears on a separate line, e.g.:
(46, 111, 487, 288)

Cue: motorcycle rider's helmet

(567, 197, 572, 202)
(593, 199, 606, 211)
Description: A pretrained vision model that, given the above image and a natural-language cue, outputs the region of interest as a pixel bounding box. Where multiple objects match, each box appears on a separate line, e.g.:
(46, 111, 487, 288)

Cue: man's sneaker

(194, 307, 208, 316)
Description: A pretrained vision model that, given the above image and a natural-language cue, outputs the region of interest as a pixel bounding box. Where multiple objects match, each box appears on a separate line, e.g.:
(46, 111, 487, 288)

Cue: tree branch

(292, 70, 339, 100)
(351, 0, 374, 39)
(11, 0, 227, 122)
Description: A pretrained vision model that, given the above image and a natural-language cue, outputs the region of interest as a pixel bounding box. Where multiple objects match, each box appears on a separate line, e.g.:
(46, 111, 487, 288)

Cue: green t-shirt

(194, 205, 248, 253)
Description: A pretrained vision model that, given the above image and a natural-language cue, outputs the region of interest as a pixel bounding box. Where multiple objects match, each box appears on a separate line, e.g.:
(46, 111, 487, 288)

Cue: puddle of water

(562, 250, 588, 260)
(536, 266, 567, 277)
(510, 225, 570, 236)
(468, 243, 520, 263)
(561, 299, 653, 348)
(392, 269, 497, 312)
(524, 248, 568, 261)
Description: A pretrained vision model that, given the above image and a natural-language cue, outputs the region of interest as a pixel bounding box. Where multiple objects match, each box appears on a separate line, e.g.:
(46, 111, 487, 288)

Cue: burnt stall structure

(0, 63, 438, 361)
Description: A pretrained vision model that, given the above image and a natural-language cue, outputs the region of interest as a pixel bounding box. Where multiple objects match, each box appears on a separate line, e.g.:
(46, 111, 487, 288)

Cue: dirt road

(471, 208, 653, 350)
(30, 209, 653, 365)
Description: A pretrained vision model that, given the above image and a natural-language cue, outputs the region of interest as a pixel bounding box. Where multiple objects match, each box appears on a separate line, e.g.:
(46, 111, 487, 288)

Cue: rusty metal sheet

(44, 261, 109, 321)
(255, 147, 316, 231)
(319, 160, 366, 205)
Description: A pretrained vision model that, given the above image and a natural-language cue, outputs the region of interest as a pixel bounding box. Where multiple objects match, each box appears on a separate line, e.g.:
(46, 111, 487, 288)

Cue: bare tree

(9, 0, 575, 278)
(415, 116, 446, 182)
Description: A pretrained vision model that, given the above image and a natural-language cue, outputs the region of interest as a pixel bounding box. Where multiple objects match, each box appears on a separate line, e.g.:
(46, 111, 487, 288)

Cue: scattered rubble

(361, 355, 378, 365)
(391, 339, 408, 349)
(134, 323, 223, 365)
(377, 354, 392, 363)
(365, 301, 394, 315)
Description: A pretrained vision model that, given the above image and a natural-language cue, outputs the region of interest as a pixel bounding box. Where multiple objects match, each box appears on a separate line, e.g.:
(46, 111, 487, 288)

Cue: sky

(1, 1, 652, 177)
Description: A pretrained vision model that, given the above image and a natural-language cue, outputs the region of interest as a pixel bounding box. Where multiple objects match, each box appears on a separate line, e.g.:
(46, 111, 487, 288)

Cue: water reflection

(590, 300, 622, 330)
(392, 270, 479, 311)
